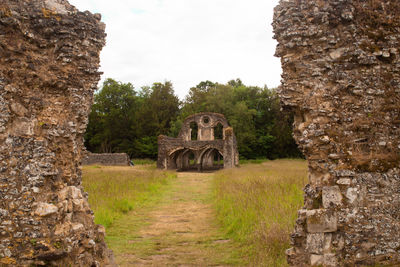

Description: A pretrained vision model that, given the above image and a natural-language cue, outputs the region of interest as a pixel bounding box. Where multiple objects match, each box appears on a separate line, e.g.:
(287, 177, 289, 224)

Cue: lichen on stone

(0, 0, 114, 266)
(273, 0, 400, 266)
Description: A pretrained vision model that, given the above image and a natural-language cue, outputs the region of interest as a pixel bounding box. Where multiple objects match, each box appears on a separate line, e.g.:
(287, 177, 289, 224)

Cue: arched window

(190, 121, 198, 140)
(213, 123, 223, 139)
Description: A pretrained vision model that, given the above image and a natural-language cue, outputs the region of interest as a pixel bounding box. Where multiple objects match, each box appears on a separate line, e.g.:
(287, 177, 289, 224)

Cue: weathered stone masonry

(0, 0, 114, 266)
(157, 113, 239, 171)
(274, 1, 400, 266)
(83, 152, 131, 166)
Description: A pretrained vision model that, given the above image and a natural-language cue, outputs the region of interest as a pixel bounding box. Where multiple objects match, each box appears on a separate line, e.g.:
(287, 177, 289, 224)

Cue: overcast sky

(68, 0, 282, 99)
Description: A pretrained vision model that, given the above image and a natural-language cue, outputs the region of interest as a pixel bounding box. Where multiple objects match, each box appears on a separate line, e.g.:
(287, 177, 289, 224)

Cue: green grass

(82, 159, 307, 266)
(239, 158, 270, 165)
(82, 165, 176, 228)
(131, 158, 156, 165)
(213, 159, 307, 266)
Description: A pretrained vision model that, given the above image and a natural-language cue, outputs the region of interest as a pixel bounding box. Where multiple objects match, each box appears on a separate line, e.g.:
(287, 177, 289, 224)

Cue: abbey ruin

(157, 112, 239, 171)
(0, 0, 114, 265)
(274, 0, 400, 266)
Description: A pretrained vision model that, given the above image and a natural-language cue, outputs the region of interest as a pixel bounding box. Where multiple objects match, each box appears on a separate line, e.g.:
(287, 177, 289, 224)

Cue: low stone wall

(83, 153, 131, 166)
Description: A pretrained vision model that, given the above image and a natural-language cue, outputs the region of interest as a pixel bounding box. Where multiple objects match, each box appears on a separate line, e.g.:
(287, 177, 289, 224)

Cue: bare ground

(106, 172, 242, 266)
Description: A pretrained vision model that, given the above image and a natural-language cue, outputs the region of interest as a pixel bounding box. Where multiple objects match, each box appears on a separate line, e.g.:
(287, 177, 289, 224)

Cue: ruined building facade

(157, 113, 239, 171)
(0, 0, 114, 266)
(274, 0, 400, 266)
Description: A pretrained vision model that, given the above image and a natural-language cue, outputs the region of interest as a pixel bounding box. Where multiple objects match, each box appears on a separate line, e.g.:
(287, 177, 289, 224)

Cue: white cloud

(68, 0, 282, 99)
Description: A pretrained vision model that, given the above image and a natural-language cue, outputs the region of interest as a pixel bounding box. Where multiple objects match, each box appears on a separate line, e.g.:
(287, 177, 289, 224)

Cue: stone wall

(273, 1, 400, 266)
(83, 153, 131, 166)
(0, 0, 114, 266)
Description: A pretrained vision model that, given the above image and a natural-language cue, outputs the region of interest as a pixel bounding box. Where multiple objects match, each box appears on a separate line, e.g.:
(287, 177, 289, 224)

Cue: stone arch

(167, 148, 201, 171)
(199, 147, 224, 171)
(181, 149, 197, 171)
(158, 112, 238, 170)
(167, 148, 186, 169)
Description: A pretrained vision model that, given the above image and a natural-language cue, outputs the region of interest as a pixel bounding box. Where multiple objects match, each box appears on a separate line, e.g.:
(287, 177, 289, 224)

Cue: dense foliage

(85, 78, 301, 159)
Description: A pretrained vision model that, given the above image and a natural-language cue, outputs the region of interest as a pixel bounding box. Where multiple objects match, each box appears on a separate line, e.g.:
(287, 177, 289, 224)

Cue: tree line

(84, 78, 302, 159)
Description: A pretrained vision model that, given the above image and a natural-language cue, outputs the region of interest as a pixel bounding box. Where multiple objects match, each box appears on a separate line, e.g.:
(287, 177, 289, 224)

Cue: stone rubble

(273, 0, 400, 266)
(0, 0, 115, 266)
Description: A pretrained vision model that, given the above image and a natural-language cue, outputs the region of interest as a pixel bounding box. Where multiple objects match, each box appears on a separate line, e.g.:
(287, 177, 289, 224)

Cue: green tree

(85, 79, 180, 159)
(85, 78, 300, 160)
(171, 79, 300, 159)
(85, 78, 138, 154)
(134, 81, 180, 158)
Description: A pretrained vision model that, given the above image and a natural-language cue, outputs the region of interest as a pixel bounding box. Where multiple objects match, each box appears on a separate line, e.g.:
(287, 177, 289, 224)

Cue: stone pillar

(273, 1, 400, 266)
(0, 0, 114, 266)
(157, 135, 168, 169)
(223, 127, 236, 168)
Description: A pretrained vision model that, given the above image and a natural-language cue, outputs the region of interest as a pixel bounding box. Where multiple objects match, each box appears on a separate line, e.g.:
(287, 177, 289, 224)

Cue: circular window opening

(203, 116, 210, 124)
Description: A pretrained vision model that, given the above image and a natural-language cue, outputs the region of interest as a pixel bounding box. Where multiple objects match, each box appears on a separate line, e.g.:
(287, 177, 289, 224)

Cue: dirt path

(106, 172, 242, 266)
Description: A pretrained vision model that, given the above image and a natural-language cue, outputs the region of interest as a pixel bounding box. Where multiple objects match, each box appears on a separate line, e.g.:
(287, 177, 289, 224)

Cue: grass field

(213, 159, 307, 266)
(81, 159, 307, 266)
(82, 165, 176, 228)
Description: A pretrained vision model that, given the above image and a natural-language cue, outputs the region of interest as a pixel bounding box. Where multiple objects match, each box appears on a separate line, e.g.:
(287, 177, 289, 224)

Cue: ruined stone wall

(158, 112, 238, 171)
(274, 1, 400, 266)
(0, 0, 114, 266)
(83, 153, 130, 166)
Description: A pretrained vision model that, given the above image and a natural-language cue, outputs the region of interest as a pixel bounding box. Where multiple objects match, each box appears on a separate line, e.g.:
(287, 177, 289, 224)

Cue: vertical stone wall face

(82, 153, 131, 166)
(0, 0, 114, 266)
(273, 1, 400, 266)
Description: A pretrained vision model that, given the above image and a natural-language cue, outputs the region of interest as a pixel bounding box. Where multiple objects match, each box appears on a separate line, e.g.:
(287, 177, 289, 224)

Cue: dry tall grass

(214, 159, 307, 266)
(82, 165, 176, 228)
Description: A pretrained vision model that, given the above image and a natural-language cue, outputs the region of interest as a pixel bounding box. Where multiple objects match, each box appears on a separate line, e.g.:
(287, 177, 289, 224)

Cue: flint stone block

(345, 187, 358, 204)
(336, 178, 351, 185)
(322, 186, 342, 208)
(323, 253, 338, 267)
(34, 202, 58, 217)
(306, 233, 324, 254)
(306, 209, 337, 233)
(310, 254, 323, 266)
(58, 186, 83, 200)
(0, 209, 9, 217)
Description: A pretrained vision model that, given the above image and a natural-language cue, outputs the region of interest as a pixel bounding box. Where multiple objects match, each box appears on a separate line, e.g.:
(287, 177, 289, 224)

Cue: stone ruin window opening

(213, 123, 223, 140)
(203, 116, 210, 124)
(190, 121, 198, 140)
(188, 151, 195, 166)
(199, 148, 224, 172)
(211, 149, 224, 169)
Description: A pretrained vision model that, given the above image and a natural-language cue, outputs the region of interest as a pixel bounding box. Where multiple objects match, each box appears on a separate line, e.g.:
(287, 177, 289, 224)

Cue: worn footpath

(106, 172, 243, 266)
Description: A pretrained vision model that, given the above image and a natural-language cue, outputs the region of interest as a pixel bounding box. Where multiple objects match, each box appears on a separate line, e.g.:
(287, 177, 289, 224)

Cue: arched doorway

(199, 148, 224, 171)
